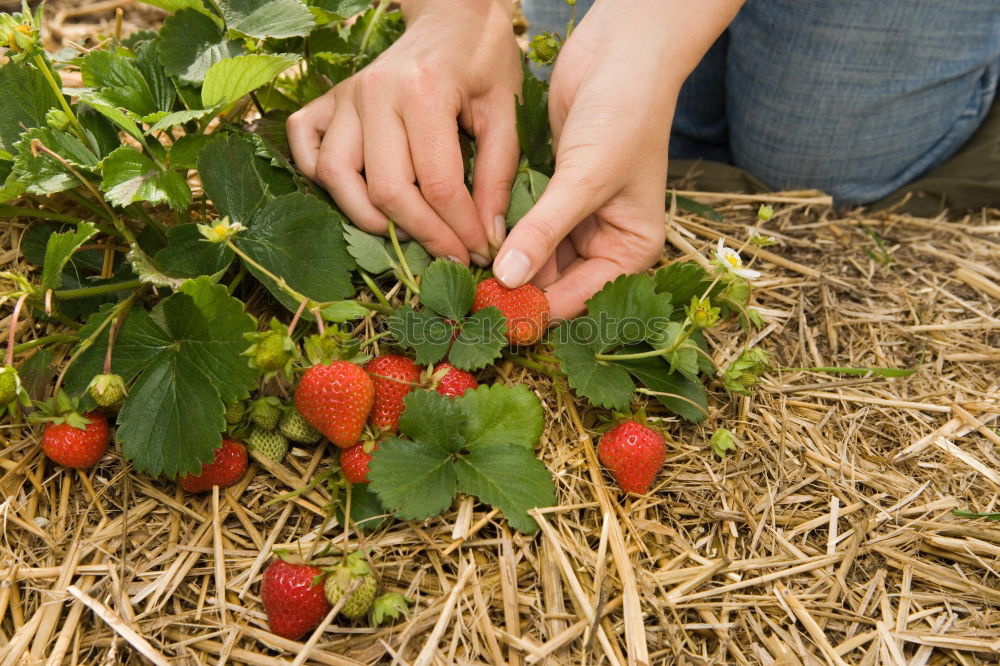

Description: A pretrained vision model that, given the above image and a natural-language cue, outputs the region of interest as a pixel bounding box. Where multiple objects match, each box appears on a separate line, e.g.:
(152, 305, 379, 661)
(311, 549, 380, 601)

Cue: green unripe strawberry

(243, 319, 299, 381)
(87, 373, 127, 407)
(224, 400, 246, 425)
(0, 366, 18, 405)
(323, 552, 377, 620)
(279, 407, 322, 444)
(250, 397, 281, 430)
(247, 427, 289, 461)
(254, 332, 292, 373)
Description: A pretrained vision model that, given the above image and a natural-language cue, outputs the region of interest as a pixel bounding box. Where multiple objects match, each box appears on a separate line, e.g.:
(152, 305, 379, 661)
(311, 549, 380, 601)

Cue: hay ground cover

(1, 2, 999, 664)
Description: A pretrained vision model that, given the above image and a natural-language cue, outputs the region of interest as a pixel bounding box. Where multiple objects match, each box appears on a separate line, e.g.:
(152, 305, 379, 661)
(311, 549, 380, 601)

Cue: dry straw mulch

(2, 191, 999, 665)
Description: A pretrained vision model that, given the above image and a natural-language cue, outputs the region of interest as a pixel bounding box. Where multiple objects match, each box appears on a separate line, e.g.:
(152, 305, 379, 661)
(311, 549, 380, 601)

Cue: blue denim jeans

(523, 1, 1000, 205)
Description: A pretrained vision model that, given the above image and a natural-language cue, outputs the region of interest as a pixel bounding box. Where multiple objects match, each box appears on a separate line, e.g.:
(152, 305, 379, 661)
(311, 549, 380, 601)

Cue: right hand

(287, 0, 522, 266)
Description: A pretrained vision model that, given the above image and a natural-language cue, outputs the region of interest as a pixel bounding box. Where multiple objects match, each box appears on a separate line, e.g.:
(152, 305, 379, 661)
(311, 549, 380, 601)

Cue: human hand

(287, 0, 522, 266)
(493, 0, 741, 321)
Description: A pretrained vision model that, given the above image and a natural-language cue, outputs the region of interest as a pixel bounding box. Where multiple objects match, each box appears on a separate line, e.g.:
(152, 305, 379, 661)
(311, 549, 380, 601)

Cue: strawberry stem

(358, 270, 392, 310)
(288, 299, 309, 338)
(6, 293, 28, 368)
(53, 293, 137, 395)
(224, 239, 313, 308)
(386, 221, 419, 293)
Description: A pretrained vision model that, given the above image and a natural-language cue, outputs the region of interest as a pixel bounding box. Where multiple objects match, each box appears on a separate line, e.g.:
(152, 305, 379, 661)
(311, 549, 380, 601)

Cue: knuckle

(314, 161, 338, 187)
(522, 219, 558, 250)
(368, 180, 403, 208)
(420, 177, 456, 205)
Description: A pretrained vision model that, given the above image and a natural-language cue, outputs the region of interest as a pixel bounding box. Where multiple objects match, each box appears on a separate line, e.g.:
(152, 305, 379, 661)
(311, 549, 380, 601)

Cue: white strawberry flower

(714, 238, 761, 279)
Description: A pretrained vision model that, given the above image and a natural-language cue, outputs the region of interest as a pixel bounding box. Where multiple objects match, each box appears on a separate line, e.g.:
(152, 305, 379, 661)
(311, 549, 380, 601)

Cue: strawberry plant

(1, 0, 770, 546)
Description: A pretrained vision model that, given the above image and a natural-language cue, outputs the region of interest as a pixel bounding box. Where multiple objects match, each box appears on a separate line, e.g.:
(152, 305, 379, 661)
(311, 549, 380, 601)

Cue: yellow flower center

(213, 223, 228, 234)
(725, 253, 741, 268)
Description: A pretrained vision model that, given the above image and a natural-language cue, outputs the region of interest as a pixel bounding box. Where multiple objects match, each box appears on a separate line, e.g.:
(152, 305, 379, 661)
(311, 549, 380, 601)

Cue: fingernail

(491, 215, 507, 249)
(446, 255, 463, 264)
(493, 248, 530, 287)
(470, 252, 490, 267)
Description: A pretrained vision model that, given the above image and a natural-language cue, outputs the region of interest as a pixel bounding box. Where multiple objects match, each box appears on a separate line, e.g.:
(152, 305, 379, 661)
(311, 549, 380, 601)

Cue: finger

(470, 96, 520, 252)
(401, 102, 491, 266)
(532, 253, 560, 289)
(286, 89, 337, 180)
(492, 167, 607, 288)
(314, 96, 389, 234)
(543, 256, 629, 322)
(361, 105, 471, 263)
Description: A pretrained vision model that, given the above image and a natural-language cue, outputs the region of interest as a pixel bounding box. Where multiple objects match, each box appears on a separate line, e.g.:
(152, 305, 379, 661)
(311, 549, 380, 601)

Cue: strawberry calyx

(243, 318, 299, 380)
(302, 326, 360, 366)
(371, 592, 413, 627)
(28, 390, 92, 430)
(0, 364, 29, 408)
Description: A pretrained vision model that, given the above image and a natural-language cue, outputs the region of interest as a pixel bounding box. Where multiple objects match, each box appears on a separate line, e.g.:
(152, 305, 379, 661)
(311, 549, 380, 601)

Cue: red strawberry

(432, 363, 478, 398)
(597, 421, 666, 495)
(261, 559, 331, 640)
(472, 278, 550, 345)
(340, 441, 377, 484)
(41, 410, 109, 468)
(364, 355, 421, 432)
(294, 362, 374, 448)
(179, 439, 248, 493)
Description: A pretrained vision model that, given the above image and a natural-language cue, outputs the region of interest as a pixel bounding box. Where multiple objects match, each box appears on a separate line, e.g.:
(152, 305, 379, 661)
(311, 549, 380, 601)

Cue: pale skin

(287, 0, 743, 321)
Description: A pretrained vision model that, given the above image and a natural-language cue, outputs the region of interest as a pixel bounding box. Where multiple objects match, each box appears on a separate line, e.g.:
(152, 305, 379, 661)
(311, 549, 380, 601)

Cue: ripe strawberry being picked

(430, 362, 478, 398)
(340, 441, 377, 484)
(179, 439, 248, 493)
(472, 277, 550, 345)
(294, 361, 374, 448)
(364, 354, 420, 432)
(41, 410, 110, 469)
(261, 559, 331, 640)
(598, 420, 666, 495)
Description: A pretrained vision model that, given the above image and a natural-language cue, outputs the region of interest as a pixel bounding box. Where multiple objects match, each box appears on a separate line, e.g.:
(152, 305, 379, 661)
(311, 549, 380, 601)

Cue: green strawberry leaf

(0, 59, 62, 155)
(367, 437, 457, 521)
(41, 222, 98, 291)
(447, 307, 505, 371)
(168, 134, 212, 170)
(202, 53, 301, 108)
(65, 278, 257, 477)
(100, 147, 192, 210)
(397, 390, 465, 453)
(551, 319, 636, 411)
(516, 66, 552, 173)
(13, 128, 99, 195)
(458, 384, 542, 451)
(153, 223, 234, 279)
(319, 300, 368, 323)
(0, 160, 25, 203)
(158, 9, 243, 85)
(80, 49, 157, 117)
(585, 273, 673, 351)
(308, 0, 371, 20)
(343, 223, 394, 273)
(385, 307, 452, 366)
(368, 386, 553, 533)
(69, 88, 146, 144)
(419, 258, 475, 320)
(454, 444, 553, 534)
(619, 354, 709, 423)
(147, 108, 218, 133)
(220, 0, 316, 38)
(505, 167, 549, 228)
(235, 193, 356, 310)
(141, 0, 214, 13)
(134, 40, 177, 115)
(653, 262, 717, 309)
(198, 134, 266, 220)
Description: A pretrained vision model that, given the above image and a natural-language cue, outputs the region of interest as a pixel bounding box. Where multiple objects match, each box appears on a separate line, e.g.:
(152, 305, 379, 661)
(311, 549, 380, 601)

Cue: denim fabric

(522, 1, 1000, 205)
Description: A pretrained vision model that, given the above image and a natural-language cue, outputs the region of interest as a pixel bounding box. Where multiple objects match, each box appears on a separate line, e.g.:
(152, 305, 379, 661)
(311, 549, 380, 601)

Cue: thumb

(493, 168, 605, 288)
